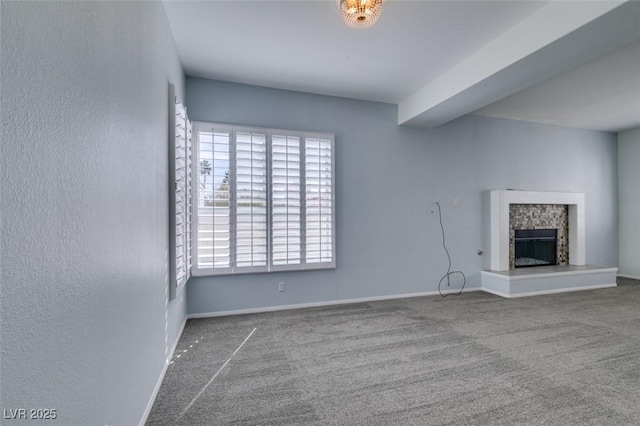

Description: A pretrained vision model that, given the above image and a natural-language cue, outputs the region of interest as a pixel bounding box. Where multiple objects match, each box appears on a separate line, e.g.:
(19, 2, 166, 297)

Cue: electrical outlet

(278, 282, 285, 292)
(453, 198, 460, 207)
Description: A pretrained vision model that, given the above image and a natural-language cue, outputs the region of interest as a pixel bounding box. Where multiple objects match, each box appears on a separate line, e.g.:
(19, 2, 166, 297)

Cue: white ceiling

(163, 0, 640, 133)
(473, 39, 640, 132)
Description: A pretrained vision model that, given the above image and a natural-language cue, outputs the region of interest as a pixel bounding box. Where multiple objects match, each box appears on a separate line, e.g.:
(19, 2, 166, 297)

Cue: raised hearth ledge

(481, 265, 618, 298)
(490, 190, 585, 271)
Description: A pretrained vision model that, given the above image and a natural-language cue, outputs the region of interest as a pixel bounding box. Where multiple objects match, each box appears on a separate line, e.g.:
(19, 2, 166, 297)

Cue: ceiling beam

(398, 0, 640, 128)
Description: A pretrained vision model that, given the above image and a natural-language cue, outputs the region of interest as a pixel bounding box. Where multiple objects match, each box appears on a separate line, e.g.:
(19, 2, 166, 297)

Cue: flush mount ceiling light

(340, 0, 382, 29)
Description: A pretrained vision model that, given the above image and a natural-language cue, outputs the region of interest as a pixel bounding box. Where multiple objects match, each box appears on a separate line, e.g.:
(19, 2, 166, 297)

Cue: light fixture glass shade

(340, 0, 382, 29)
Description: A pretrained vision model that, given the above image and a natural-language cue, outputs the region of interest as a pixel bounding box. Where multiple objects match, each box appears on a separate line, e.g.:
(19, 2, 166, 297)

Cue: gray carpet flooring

(148, 277, 640, 425)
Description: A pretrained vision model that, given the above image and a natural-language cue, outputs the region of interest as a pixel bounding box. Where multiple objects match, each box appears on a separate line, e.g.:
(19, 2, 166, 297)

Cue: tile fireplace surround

(481, 190, 617, 298)
(490, 190, 585, 271)
(509, 204, 569, 268)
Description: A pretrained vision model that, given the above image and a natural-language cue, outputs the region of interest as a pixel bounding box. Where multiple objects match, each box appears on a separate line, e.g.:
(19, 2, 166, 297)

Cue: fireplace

(514, 229, 557, 267)
(509, 203, 568, 269)
(483, 191, 617, 298)
(488, 190, 585, 272)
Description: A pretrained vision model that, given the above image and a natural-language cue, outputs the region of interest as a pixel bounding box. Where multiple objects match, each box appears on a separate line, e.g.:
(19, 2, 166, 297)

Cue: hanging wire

(434, 202, 466, 297)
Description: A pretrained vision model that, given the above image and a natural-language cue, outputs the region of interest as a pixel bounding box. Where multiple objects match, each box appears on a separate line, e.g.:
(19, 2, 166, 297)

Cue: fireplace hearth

(483, 191, 615, 298)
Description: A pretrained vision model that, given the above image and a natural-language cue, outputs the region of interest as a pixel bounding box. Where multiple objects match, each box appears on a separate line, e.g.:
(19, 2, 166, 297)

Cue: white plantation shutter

(234, 128, 268, 272)
(185, 118, 193, 274)
(271, 133, 302, 268)
(191, 122, 334, 276)
(305, 135, 334, 265)
(193, 124, 232, 275)
(169, 85, 192, 298)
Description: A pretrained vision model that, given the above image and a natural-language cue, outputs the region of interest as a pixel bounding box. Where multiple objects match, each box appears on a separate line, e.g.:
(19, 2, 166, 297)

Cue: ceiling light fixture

(340, 0, 382, 29)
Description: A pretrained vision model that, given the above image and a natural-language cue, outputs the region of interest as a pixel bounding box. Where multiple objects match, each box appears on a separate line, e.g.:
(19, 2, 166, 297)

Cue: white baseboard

(187, 287, 483, 319)
(618, 274, 640, 280)
(139, 316, 188, 426)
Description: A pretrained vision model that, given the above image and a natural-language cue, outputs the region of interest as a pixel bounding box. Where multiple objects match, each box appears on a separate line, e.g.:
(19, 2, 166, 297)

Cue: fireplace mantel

(489, 190, 585, 271)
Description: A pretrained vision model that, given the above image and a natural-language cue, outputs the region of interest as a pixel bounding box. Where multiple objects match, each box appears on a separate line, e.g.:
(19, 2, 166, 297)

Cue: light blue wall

(185, 79, 618, 315)
(1, 2, 186, 424)
(618, 127, 640, 278)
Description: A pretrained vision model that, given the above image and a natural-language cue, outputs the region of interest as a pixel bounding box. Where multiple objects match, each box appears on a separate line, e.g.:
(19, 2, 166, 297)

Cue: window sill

(191, 263, 336, 277)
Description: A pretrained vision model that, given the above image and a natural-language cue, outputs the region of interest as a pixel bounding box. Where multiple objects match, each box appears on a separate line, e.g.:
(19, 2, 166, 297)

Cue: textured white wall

(1, 2, 185, 424)
(185, 79, 619, 316)
(618, 127, 640, 278)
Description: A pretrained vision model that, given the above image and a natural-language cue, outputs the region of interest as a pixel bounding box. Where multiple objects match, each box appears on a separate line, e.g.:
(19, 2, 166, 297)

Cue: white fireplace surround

(490, 190, 585, 271)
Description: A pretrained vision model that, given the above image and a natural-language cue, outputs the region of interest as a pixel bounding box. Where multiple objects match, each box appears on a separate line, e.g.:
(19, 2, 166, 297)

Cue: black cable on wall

(434, 202, 466, 297)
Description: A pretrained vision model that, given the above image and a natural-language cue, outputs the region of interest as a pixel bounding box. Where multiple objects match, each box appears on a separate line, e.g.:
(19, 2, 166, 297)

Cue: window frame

(191, 121, 336, 277)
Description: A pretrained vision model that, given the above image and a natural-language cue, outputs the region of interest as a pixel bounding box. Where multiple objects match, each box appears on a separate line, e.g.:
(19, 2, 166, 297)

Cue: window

(169, 85, 192, 298)
(192, 122, 335, 275)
